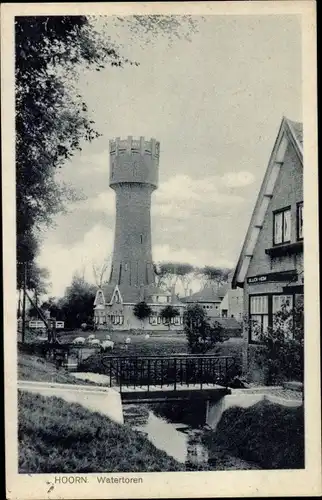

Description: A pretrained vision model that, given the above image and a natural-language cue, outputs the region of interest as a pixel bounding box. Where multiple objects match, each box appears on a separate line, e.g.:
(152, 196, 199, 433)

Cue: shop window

(273, 207, 291, 245)
(250, 295, 269, 342)
(297, 202, 303, 240)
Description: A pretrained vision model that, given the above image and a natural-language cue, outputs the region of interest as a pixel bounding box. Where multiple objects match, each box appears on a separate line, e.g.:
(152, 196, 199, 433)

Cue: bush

(250, 301, 304, 384)
(184, 304, 222, 353)
(203, 399, 304, 469)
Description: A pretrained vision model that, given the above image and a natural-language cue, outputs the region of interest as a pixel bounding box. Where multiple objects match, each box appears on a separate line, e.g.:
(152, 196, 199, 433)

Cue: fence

(101, 355, 236, 391)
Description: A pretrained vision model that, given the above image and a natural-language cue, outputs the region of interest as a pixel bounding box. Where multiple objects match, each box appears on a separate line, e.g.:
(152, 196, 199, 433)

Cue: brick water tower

(108, 136, 160, 287)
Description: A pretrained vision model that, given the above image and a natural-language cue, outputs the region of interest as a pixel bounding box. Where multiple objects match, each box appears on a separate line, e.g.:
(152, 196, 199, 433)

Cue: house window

(221, 309, 228, 318)
(273, 207, 291, 245)
(250, 295, 269, 342)
(297, 202, 303, 240)
(250, 293, 298, 342)
(272, 294, 293, 314)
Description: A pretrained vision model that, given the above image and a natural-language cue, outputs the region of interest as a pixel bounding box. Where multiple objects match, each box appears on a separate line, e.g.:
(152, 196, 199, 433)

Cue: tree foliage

(184, 304, 222, 353)
(160, 305, 180, 327)
(253, 300, 304, 384)
(59, 274, 97, 328)
(15, 15, 200, 289)
(154, 261, 195, 291)
(133, 301, 153, 322)
(16, 16, 122, 271)
(196, 266, 232, 289)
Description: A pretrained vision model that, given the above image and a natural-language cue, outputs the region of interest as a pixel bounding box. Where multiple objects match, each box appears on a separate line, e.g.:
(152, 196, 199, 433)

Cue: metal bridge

(100, 354, 235, 403)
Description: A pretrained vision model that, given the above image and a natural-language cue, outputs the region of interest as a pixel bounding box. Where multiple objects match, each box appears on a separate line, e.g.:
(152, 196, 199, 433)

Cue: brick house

(93, 283, 185, 331)
(232, 117, 303, 379)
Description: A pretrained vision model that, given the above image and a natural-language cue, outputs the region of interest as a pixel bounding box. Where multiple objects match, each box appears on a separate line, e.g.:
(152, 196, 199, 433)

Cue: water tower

(108, 136, 160, 287)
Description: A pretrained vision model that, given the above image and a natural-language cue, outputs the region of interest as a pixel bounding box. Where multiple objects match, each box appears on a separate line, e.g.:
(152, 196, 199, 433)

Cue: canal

(123, 401, 260, 471)
(73, 371, 260, 470)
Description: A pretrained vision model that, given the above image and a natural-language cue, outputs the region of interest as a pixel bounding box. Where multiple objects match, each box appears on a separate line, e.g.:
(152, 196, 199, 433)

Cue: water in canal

(123, 401, 260, 471)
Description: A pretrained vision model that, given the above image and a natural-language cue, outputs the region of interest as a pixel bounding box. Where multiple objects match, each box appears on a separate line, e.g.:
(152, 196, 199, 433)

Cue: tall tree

(16, 15, 200, 285)
(92, 256, 112, 287)
(154, 262, 195, 292)
(196, 266, 232, 290)
(59, 273, 97, 328)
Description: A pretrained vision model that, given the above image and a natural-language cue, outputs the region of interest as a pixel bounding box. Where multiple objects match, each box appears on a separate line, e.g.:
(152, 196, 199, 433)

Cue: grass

(203, 399, 304, 469)
(18, 351, 98, 386)
(18, 391, 184, 473)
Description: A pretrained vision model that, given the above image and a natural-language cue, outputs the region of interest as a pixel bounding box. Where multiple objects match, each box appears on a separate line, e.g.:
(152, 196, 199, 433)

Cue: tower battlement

(109, 136, 160, 189)
(109, 136, 160, 159)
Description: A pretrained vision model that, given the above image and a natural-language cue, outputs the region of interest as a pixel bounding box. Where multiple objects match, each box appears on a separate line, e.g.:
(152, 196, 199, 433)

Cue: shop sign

(247, 270, 297, 285)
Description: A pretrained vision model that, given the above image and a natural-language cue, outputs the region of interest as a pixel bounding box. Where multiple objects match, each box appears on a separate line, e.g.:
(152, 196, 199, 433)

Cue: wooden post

(21, 262, 27, 343)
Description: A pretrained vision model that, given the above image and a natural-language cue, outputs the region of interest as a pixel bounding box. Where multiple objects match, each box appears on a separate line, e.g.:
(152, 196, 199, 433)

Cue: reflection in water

(123, 404, 209, 467)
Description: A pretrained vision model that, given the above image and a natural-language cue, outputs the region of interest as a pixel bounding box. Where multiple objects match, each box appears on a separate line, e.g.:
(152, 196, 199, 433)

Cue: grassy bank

(18, 390, 184, 473)
(203, 399, 304, 469)
(18, 351, 97, 386)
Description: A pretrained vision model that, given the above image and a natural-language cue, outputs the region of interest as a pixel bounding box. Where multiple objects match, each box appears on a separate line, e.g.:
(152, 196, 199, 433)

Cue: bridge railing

(101, 355, 236, 391)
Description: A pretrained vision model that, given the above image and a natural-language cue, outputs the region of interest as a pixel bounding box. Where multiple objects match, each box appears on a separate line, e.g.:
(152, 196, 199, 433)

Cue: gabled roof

(181, 285, 222, 303)
(232, 117, 303, 289)
(96, 283, 183, 305)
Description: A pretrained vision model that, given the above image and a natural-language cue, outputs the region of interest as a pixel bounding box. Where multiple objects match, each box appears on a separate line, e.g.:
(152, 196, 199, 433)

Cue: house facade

(232, 117, 303, 380)
(93, 283, 185, 331)
(219, 288, 244, 320)
(181, 285, 223, 318)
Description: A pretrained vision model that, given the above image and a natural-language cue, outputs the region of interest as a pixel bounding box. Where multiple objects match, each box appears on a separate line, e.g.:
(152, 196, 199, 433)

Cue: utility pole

(21, 261, 27, 343)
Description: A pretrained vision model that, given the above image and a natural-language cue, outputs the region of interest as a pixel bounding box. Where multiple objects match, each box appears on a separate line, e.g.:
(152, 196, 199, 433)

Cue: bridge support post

(205, 397, 226, 430)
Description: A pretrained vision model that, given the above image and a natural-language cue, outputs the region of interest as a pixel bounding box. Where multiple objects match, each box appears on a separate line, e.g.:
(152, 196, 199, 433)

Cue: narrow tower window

(140, 234, 143, 244)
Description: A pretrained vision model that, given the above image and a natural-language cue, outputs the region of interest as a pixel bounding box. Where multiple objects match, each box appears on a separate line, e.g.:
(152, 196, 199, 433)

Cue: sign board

(29, 320, 64, 329)
(29, 320, 46, 329)
(247, 270, 297, 285)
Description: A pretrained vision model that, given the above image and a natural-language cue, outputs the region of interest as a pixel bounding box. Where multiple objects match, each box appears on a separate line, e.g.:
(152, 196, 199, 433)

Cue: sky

(36, 14, 302, 298)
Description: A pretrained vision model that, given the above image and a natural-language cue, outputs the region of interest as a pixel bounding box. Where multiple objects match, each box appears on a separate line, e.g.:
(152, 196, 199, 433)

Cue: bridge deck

(116, 383, 230, 403)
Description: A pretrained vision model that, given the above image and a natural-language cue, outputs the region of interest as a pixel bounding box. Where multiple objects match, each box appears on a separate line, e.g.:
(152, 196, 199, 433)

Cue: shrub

(203, 399, 304, 469)
(184, 304, 222, 353)
(249, 301, 304, 384)
(160, 305, 180, 328)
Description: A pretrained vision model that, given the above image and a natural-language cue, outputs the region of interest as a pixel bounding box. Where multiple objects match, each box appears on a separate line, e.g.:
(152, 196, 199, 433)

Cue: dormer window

(114, 290, 121, 303)
(273, 207, 291, 245)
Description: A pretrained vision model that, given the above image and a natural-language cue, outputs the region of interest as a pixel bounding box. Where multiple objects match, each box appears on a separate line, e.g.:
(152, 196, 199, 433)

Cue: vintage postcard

(2, 1, 320, 499)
